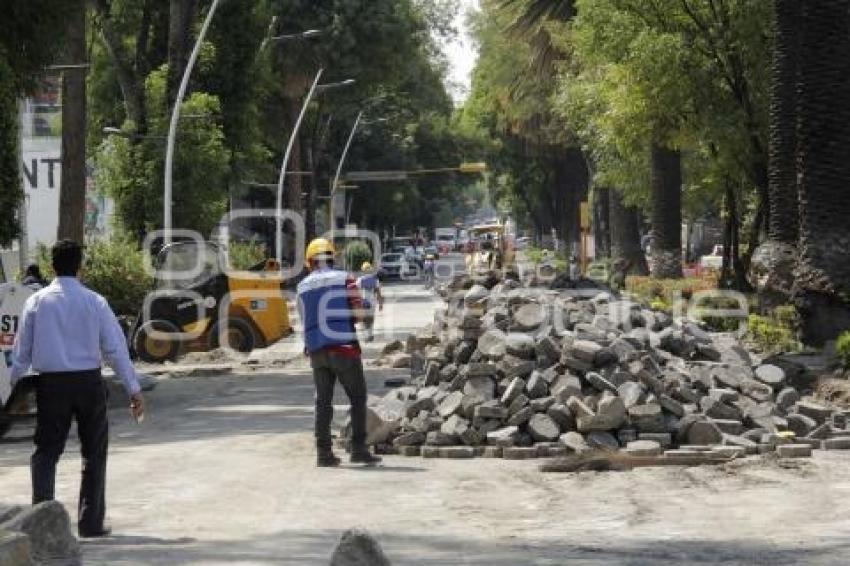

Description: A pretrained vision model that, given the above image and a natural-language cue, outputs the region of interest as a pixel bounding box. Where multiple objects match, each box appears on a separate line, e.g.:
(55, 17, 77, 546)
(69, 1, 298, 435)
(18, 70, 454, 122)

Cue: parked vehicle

(378, 252, 412, 279)
(699, 244, 724, 271)
(435, 228, 457, 251)
(465, 222, 515, 272)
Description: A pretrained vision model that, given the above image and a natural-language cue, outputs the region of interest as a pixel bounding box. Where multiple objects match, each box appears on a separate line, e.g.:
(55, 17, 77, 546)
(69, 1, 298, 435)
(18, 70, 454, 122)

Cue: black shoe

(317, 451, 341, 467)
(79, 526, 112, 539)
(350, 450, 382, 465)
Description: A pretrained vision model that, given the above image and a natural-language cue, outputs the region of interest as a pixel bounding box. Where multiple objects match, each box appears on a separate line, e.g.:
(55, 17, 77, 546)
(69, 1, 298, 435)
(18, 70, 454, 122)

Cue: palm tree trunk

(649, 142, 683, 279)
(609, 187, 648, 275)
(794, 0, 850, 345)
(752, 0, 801, 301)
(593, 187, 610, 259)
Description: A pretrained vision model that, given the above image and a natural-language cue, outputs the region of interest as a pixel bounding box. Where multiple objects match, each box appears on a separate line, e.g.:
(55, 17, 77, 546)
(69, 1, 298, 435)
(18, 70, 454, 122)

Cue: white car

(378, 253, 412, 279)
(699, 245, 724, 270)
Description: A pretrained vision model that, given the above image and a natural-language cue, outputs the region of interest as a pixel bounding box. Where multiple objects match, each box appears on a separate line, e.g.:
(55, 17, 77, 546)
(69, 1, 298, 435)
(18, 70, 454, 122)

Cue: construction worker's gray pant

(309, 349, 367, 452)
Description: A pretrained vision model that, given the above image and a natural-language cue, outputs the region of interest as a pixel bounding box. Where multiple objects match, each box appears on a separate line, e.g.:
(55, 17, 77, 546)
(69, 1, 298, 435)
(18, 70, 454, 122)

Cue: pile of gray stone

(364, 277, 850, 461)
(0, 501, 80, 565)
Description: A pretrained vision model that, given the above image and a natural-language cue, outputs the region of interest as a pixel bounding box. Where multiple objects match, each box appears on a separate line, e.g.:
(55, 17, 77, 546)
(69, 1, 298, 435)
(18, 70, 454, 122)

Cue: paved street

(3, 272, 850, 564)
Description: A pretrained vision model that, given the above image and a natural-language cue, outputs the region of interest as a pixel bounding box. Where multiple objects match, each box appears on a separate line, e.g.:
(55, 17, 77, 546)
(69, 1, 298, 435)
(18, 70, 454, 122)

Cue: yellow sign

(580, 201, 590, 230)
(458, 162, 487, 174)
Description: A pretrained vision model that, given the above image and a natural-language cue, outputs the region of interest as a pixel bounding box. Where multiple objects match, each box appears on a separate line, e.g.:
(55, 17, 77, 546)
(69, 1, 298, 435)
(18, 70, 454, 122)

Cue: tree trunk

(57, 0, 87, 244)
(593, 187, 611, 259)
(0, 58, 22, 248)
(752, 0, 801, 300)
(167, 0, 196, 105)
(793, 0, 850, 345)
(649, 142, 683, 279)
(305, 138, 317, 239)
(282, 97, 304, 216)
(609, 187, 648, 275)
(555, 147, 588, 258)
(768, 0, 801, 244)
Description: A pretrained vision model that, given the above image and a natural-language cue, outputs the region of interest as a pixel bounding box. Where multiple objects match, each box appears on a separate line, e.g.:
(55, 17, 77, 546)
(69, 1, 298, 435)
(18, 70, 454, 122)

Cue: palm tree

(752, 0, 800, 303)
(794, 0, 850, 345)
(609, 187, 648, 276)
(499, 0, 575, 76)
(649, 142, 683, 279)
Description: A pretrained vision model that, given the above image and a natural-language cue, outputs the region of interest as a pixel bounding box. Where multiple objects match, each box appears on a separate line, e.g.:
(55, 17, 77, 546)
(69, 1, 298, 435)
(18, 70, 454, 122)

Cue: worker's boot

(317, 449, 341, 467)
(350, 447, 382, 466)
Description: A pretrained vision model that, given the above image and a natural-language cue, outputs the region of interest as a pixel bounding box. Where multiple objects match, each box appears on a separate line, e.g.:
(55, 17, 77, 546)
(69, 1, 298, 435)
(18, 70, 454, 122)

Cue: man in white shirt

(11, 240, 145, 538)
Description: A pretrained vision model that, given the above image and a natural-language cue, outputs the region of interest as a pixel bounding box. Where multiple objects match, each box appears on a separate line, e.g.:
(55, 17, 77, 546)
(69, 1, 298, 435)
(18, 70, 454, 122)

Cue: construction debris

(361, 274, 850, 463)
(329, 529, 392, 566)
(0, 501, 80, 565)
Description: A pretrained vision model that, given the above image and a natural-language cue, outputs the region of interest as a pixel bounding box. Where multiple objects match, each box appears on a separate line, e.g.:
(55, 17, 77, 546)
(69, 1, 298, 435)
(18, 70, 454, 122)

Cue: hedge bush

(836, 331, 850, 368)
(36, 237, 153, 316)
(344, 240, 372, 272)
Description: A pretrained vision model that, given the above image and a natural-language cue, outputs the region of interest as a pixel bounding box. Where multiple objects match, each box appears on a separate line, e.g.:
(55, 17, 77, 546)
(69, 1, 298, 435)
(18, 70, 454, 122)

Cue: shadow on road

(80, 529, 850, 565)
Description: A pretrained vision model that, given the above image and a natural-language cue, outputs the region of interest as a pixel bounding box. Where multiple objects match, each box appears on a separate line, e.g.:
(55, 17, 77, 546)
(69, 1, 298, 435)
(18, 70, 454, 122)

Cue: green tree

(0, 0, 73, 247)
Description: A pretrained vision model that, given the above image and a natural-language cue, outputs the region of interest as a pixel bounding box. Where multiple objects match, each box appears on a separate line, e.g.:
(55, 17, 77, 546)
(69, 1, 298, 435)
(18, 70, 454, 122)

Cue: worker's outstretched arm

(346, 275, 365, 323)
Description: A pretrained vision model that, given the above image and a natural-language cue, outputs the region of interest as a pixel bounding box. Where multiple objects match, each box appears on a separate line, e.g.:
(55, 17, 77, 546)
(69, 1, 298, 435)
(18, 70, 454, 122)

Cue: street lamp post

(329, 114, 387, 236)
(274, 73, 355, 264)
(163, 0, 222, 247)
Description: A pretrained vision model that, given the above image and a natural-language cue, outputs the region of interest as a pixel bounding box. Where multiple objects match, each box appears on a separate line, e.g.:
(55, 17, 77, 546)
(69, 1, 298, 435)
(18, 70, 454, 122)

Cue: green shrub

(36, 238, 153, 316)
(836, 331, 850, 368)
(227, 241, 267, 270)
(343, 240, 372, 272)
(746, 313, 801, 354)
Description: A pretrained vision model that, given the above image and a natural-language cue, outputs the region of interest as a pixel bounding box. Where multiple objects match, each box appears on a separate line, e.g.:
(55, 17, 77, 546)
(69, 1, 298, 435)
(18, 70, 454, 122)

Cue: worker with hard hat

(296, 238, 381, 467)
(355, 261, 383, 343)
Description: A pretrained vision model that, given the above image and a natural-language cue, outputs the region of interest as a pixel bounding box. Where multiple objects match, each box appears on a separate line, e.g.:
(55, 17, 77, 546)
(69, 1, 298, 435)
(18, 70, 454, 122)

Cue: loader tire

(134, 319, 182, 363)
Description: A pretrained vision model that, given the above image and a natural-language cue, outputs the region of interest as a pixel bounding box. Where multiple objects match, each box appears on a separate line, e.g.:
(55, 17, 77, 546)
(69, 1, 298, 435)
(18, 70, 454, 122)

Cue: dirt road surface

(3, 273, 850, 565)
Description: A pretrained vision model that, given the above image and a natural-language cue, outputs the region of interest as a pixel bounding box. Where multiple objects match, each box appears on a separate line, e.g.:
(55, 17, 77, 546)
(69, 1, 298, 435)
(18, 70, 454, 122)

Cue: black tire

(208, 318, 257, 353)
(134, 319, 182, 363)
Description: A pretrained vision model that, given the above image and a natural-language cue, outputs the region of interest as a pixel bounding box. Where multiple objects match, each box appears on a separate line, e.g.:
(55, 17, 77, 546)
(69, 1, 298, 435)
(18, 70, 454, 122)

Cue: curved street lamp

(274, 73, 355, 264)
(163, 0, 222, 247)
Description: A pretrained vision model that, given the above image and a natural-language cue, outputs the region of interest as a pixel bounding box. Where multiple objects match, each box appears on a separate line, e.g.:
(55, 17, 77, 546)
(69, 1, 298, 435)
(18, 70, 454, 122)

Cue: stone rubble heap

(365, 275, 850, 461)
(0, 501, 80, 566)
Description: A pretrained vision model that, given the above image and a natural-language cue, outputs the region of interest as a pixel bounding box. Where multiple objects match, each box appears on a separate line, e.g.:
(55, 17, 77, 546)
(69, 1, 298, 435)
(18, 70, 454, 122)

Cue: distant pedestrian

(297, 238, 381, 467)
(422, 254, 436, 289)
(21, 264, 47, 291)
(10, 240, 144, 538)
(356, 261, 384, 342)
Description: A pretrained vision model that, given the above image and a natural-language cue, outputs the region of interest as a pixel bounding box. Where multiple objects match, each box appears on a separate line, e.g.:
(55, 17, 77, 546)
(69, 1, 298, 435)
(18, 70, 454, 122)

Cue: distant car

(699, 245, 724, 271)
(378, 253, 411, 279)
(423, 245, 439, 259)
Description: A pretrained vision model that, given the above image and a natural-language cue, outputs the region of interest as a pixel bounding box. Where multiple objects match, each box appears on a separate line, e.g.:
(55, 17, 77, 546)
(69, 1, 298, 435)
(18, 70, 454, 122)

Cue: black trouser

(32, 369, 109, 533)
(309, 350, 367, 452)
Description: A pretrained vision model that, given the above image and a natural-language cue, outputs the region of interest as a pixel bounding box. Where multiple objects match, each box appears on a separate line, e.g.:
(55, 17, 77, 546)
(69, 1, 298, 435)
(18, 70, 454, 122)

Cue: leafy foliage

(836, 331, 850, 369)
(343, 240, 372, 273)
(35, 237, 153, 316)
(227, 241, 267, 271)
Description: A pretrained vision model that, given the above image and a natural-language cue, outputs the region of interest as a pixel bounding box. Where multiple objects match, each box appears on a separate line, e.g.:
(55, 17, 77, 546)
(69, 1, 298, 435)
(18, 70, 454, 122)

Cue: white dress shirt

(11, 277, 141, 395)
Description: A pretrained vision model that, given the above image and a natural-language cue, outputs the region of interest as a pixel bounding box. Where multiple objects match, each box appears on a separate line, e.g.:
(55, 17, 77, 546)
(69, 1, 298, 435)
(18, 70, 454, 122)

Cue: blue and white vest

(297, 268, 357, 354)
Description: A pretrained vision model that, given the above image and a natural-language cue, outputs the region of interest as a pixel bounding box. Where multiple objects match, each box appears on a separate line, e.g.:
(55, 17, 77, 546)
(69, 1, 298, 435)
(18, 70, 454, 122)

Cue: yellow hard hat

(361, 261, 372, 271)
(305, 238, 335, 264)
